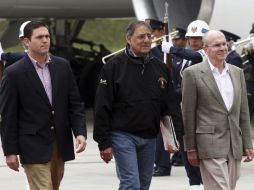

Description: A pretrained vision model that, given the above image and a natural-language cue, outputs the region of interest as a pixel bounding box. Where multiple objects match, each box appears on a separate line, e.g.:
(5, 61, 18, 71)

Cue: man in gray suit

(182, 30, 254, 190)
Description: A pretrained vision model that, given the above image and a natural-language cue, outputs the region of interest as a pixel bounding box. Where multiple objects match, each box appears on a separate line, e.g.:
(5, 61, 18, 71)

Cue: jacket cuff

(183, 135, 196, 151)
(98, 141, 111, 151)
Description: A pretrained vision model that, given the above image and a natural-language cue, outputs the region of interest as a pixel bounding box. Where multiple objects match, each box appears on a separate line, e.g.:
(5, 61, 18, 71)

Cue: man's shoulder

(5, 55, 27, 72)
(50, 55, 69, 64)
(227, 62, 243, 72)
(103, 52, 127, 70)
(228, 50, 241, 58)
(49, 55, 71, 71)
(185, 61, 205, 71)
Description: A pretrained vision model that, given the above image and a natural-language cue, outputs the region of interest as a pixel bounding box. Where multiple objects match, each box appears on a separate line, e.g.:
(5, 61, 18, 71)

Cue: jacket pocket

(196, 125, 215, 134)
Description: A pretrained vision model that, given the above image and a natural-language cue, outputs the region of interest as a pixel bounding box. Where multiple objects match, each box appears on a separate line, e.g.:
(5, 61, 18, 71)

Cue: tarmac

(0, 109, 254, 190)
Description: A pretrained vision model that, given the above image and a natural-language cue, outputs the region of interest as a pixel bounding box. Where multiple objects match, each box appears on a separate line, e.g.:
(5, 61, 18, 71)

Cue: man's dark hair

(23, 21, 49, 39)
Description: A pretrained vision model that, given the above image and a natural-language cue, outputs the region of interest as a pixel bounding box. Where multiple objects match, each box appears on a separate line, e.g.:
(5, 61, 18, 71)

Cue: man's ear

(127, 36, 131, 46)
(22, 38, 30, 48)
(203, 45, 208, 53)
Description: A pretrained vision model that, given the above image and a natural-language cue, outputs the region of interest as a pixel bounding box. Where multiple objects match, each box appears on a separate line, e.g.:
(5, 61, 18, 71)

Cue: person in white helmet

(161, 19, 210, 190)
(0, 21, 31, 68)
(0, 20, 31, 189)
(162, 20, 209, 67)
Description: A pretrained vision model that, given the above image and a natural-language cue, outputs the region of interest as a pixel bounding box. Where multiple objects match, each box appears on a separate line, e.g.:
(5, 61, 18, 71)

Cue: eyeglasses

(205, 42, 227, 49)
(134, 33, 152, 41)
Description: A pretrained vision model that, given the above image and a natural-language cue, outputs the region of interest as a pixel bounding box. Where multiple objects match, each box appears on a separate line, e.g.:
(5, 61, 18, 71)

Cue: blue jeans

(111, 131, 156, 190)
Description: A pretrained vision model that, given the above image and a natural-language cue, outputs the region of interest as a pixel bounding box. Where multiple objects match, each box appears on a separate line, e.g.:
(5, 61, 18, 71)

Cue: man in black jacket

(93, 21, 183, 190)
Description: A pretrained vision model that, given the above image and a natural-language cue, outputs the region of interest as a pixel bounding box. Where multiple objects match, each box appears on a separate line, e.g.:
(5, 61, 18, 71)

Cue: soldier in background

(171, 27, 187, 48)
(162, 20, 210, 190)
(170, 27, 186, 167)
(220, 29, 243, 68)
(145, 18, 172, 177)
(0, 21, 30, 68)
(244, 23, 254, 121)
(0, 21, 31, 190)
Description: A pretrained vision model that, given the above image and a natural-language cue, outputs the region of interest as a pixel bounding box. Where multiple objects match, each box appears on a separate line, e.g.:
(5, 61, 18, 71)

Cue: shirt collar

(207, 58, 229, 73)
(28, 54, 51, 69)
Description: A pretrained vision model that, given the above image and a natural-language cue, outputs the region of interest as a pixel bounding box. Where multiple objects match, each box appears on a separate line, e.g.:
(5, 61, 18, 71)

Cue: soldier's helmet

(19, 21, 31, 38)
(185, 20, 209, 37)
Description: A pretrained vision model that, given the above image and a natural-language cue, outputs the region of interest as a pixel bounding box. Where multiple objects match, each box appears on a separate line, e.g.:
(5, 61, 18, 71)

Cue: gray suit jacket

(182, 60, 253, 160)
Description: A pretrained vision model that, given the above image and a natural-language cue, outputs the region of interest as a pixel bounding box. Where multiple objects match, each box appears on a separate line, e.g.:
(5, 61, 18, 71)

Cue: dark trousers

(154, 131, 171, 170)
(171, 151, 183, 164)
(180, 142, 202, 185)
(246, 81, 254, 122)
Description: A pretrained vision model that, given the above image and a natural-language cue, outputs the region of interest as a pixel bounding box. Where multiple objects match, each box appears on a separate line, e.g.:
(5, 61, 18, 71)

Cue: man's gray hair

(126, 21, 152, 39)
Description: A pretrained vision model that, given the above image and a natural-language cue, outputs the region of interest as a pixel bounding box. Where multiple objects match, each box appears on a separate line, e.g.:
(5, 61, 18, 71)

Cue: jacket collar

(200, 60, 237, 112)
(23, 54, 58, 108)
(125, 44, 155, 65)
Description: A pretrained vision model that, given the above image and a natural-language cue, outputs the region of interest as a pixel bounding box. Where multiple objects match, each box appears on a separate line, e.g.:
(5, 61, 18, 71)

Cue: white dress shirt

(208, 60, 234, 111)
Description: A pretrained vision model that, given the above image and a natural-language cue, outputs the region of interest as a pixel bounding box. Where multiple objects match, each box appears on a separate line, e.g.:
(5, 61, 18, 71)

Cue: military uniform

(147, 18, 173, 176)
(1, 52, 26, 68)
(220, 29, 243, 68)
(167, 21, 211, 189)
(246, 24, 254, 120)
(226, 51, 243, 68)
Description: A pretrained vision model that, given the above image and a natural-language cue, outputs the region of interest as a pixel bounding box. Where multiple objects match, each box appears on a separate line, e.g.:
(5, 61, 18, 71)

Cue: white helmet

(185, 20, 209, 37)
(19, 21, 31, 38)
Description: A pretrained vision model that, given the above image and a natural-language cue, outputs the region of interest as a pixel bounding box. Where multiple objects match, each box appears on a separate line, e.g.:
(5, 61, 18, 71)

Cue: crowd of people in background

(0, 18, 254, 190)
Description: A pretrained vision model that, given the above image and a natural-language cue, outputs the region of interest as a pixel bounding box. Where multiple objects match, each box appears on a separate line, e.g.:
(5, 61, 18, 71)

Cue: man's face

(24, 26, 50, 57)
(187, 36, 203, 51)
(127, 25, 152, 57)
(204, 33, 228, 63)
(152, 28, 164, 39)
(173, 38, 187, 48)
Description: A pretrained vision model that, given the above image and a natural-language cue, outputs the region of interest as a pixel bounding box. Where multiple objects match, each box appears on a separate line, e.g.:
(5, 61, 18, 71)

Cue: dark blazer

(0, 54, 86, 164)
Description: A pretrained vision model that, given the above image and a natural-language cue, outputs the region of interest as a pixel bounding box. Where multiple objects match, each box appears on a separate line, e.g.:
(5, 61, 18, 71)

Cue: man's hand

(75, 135, 87, 153)
(6, 154, 19, 172)
(187, 150, 200, 166)
(243, 148, 254, 162)
(100, 147, 113, 164)
(162, 40, 173, 54)
(166, 141, 179, 153)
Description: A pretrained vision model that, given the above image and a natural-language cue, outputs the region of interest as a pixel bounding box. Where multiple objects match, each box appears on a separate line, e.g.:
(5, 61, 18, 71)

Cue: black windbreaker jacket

(93, 47, 183, 151)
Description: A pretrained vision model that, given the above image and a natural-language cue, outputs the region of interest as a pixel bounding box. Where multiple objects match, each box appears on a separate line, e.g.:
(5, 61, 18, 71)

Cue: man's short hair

(23, 21, 49, 39)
